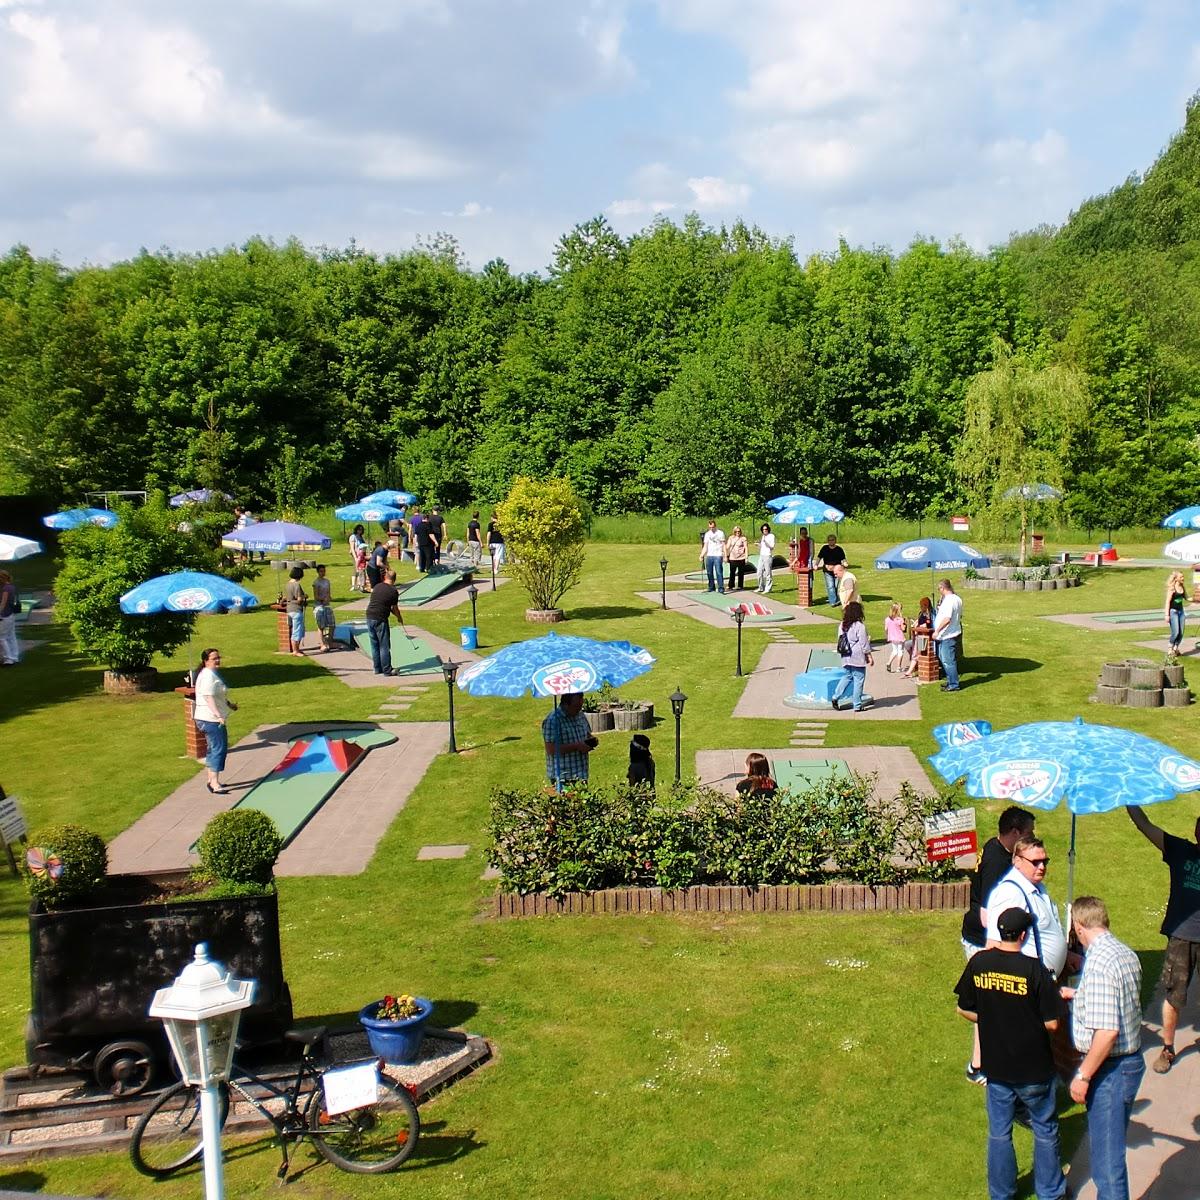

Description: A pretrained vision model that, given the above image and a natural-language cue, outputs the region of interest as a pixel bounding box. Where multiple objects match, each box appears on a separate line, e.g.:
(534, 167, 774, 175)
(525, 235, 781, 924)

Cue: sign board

(924, 807, 978, 863)
(0, 795, 27, 844)
(322, 1061, 380, 1116)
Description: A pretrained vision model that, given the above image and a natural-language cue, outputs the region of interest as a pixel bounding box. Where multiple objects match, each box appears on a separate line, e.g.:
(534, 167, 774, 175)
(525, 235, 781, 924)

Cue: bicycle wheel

(129, 1080, 230, 1178)
(309, 1074, 419, 1174)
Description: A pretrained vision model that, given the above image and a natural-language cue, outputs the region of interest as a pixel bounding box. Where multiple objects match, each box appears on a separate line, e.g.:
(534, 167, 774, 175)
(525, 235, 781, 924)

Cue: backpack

(836, 629, 851, 657)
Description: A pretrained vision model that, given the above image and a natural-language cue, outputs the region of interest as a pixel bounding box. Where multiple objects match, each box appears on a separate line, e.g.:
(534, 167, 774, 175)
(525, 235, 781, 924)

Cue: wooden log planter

(1099, 662, 1131, 688)
(611, 703, 654, 731)
(493, 880, 969, 919)
(1126, 687, 1164, 708)
(1095, 684, 1127, 706)
(1164, 687, 1193, 708)
(1127, 660, 1164, 688)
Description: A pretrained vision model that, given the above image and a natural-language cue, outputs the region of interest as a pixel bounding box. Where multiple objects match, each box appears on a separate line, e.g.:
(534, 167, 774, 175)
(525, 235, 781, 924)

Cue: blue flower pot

(358, 997, 433, 1064)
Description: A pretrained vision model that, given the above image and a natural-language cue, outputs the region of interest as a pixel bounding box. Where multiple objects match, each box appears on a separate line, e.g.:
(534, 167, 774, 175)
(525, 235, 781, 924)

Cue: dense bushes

(196, 809, 282, 888)
(22, 824, 108, 908)
(488, 775, 961, 897)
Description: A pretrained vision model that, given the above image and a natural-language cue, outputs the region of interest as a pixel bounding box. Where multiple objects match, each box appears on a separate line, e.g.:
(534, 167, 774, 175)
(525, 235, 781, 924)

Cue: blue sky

(1, 0, 1198, 273)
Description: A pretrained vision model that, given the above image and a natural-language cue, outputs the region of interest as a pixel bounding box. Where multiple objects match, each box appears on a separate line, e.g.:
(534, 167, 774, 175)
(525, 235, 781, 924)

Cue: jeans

(832, 664, 866, 709)
(985, 1076, 1066, 1200)
(705, 556, 725, 592)
(822, 570, 839, 606)
(195, 719, 228, 772)
(936, 636, 960, 688)
(367, 618, 393, 674)
(288, 611, 305, 644)
(0, 613, 17, 664)
(417, 543, 434, 573)
(1168, 608, 1184, 647)
(1085, 1054, 1144, 1200)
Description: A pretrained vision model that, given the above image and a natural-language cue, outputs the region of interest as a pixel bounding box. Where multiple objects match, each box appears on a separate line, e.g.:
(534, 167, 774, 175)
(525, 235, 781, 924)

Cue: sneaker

(966, 1063, 987, 1086)
(1152, 1046, 1175, 1074)
(854, 701, 873, 712)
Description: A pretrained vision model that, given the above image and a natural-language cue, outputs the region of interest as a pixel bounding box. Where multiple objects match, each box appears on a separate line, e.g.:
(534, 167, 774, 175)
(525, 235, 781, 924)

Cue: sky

(2, 0, 1199, 274)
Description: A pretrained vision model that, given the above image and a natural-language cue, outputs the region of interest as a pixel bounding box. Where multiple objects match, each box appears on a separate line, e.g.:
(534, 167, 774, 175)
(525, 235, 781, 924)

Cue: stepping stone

(417, 844, 470, 860)
(790, 738, 826, 747)
(480, 865, 500, 881)
(366, 714, 397, 721)
(380, 701, 411, 710)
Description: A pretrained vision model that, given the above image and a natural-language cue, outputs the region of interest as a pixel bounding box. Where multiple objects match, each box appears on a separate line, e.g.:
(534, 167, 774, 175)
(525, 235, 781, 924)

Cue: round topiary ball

(23, 823, 108, 907)
(196, 809, 282, 886)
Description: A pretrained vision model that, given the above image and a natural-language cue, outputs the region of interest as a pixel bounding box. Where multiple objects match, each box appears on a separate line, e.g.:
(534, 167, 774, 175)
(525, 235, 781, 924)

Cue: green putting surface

(1090, 609, 1170, 623)
(397, 569, 471, 606)
(351, 628, 441, 674)
(806, 648, 843, 670)
(682, 590, 794, 622)
(771, 758, 848, 794)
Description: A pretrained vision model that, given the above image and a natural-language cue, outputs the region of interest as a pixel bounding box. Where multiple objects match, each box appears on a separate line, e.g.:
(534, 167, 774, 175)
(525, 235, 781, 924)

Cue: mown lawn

(0, 535, 1195, 1199)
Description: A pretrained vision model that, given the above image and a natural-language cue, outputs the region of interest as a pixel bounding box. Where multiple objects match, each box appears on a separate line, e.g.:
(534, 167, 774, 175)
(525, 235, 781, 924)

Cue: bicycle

(129, 1026, 419, 1178)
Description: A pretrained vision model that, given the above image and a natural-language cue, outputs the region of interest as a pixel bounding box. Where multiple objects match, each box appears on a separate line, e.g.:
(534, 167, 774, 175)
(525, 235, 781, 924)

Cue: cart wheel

(94, 1040, 155, 1096)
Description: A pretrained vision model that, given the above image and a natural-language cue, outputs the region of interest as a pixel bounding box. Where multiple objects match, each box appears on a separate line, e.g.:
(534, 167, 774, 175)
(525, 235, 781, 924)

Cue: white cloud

(686, 175, 749, 208)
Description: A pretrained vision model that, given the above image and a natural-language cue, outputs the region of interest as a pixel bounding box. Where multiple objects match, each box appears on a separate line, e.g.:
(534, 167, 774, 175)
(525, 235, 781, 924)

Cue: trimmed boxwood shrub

(23, 824, 108, 908)
(196, 810, 282, 887)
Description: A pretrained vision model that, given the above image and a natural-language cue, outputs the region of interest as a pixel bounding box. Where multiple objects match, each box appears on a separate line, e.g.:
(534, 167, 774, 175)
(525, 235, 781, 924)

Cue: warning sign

(924, 807, 978, 863)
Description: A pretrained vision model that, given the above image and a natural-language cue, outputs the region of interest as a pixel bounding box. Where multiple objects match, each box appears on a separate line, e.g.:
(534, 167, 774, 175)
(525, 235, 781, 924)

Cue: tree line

(4, 98, 1200, 529)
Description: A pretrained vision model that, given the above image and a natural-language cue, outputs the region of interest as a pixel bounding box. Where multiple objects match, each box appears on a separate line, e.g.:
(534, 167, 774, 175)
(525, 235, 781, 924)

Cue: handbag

(836, 630, 851, 657)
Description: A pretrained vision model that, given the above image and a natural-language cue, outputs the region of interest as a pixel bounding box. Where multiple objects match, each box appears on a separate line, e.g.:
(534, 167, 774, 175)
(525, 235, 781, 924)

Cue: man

(815, 533, 846, 606)
(0, 569, 19, 666)
(427, 506, 446, 564)
(961, 806, 1038, 1083)
(984, 836, 1069, 979)
(541, 692, 596, 788)
(311, 564, 335, 653)
(755, 523, 776, 594)
(414, 514, 438, 574)
(831, 560, 859, 608)
(933, 577, 963, 692)
(367, 539, 389, 589)
(467, 511, 483, 566)
(1125, 806, 1200, 1074)
(284, 567, 307, 657)
(955, 907, 1068, 1200)
(364, 568, 407, 676)
(1062, 896, 1144, 1200)
(700, 519, 726, 594)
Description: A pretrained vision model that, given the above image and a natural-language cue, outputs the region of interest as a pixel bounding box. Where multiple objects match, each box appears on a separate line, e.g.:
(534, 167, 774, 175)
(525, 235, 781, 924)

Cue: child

(906, 596, 935, 677)
(312, 564, 335, 653)
(884, 602, 910, 672)
(628, 734, 655, 789)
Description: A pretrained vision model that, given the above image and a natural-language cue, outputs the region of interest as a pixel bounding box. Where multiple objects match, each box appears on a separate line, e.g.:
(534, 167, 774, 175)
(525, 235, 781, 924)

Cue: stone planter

(102, 668, 158, 696)
(1163, 687, 1192, 707)
(612, 704, 654, 731)
(1007, 580, 1025, 591)
(1100, 663, 1131, 687)
(1164, 664, 1186, 687)
(1127, 661, 1164, 689)
(584, 708, 615, 733)
(1126, 687, 1163, 708)
(525, 608, 565, 623)
(1096, 684, 1127, 705)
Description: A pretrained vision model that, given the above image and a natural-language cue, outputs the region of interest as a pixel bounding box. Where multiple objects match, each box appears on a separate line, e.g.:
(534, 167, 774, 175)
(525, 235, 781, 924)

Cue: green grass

(0, 539, 1195, 1198)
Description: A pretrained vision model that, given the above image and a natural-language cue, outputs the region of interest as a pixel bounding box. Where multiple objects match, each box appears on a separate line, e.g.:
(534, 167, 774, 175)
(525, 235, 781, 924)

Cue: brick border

(493, 880, 968, 918)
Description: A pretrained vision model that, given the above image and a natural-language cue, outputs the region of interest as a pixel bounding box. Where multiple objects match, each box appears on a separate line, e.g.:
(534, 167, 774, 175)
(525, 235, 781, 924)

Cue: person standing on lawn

(700, 519, 726, 594)
(0, 569, 19, 666)
(1061, 896, 1144, 1200)
(725, 525, 749, 591)
(467, 511, 483, 566)
(984, 836, 1069, 978)
(542, 692, 596, 788)
(1125, 806, 1200, 1075)
(815, 533, 846, 606)
(961, 806, 1038, 1085)
(933, 577, 963, 692)
(311, 564, 335, 653)
(284, 567, 307, 657)
(427, 506, 446, 565)
(755, 523, 776, 594)
(831, 560, 860, 608)
(364, 568, 406, 676)
(955, 907, 1068, 1200)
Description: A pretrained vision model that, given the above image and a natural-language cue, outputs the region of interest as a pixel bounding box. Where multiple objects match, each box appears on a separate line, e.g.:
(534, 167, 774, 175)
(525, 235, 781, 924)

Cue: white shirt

(757, 533, 776, 565)
(702, 528, 726, 557)
(934, 591, 963, 639)
(984, 868, 1068, 976)
(193, 667, 231, 723)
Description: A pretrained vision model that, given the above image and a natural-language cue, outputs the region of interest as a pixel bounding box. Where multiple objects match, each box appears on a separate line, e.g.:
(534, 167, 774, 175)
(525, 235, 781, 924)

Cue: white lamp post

(149, 944, 256, 1200)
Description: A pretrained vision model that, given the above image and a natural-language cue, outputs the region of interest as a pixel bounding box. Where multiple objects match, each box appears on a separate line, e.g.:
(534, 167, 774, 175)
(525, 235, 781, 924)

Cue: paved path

(1044, 611, 1176, 633)
(337, 574, 510, 613)
(108, 720, 446, 876)
(634, 590, 834, 630)
(299, 623, 478, 689)
(696, 745, 935, 800)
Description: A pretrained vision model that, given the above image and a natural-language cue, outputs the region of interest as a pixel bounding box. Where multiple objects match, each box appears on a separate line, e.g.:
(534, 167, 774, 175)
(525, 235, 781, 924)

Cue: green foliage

(195, 809, 282, 886)
(494, 475, 587, 611)
(22, 824, 108, 908)
(266, 443, 317, 520)
(173, 878, 273, 902)
(53, 498, 211, 671)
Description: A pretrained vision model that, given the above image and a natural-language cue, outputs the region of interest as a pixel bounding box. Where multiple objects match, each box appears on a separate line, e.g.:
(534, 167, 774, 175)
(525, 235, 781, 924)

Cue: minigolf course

(681, 591, 794, 622)
(397, 567, 473, 607)
(333, 620, 442, 674)
(771, 757, 848, 792)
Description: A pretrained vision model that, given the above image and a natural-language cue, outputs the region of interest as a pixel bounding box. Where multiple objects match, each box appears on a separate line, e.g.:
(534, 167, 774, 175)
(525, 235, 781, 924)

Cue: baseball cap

(997, 908, 1033, 940)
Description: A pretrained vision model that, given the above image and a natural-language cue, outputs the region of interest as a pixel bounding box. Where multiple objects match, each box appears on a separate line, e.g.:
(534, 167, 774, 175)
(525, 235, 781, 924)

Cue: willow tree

(956, 341, 1090, 562)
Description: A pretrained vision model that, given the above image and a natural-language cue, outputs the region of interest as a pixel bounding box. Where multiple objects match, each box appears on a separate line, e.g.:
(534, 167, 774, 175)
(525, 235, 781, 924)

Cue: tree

(494, 477, 587, 616)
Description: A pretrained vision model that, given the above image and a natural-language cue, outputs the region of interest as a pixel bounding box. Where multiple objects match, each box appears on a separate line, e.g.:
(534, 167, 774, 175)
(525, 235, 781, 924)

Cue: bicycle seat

(283, 1026, 326, 1048)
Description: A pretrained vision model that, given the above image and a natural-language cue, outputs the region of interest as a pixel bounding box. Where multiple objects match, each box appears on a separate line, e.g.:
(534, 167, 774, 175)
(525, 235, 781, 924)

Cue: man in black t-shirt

(955, 908, 1067, 1200)
(467, 511, 483, 566)
(364, 569, 406, 675)
(427, 507, 446, 564)
(414, 515, 438, 574)
(814, 534, 846, 607)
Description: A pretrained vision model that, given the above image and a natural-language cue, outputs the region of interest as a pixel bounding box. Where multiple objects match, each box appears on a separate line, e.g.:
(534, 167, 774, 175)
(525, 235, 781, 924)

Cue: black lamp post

(669, 687, 687, 783)
(467, 583, 479, 634)
(732, 608, 746, 676)
(659, 557, 668, 609)
(441, 659, 459, 753)
(490, 549, 497, 591)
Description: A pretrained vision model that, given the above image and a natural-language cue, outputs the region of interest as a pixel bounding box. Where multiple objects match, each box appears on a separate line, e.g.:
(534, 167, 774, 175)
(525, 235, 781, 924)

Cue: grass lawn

(0, 533, 1196, 1198)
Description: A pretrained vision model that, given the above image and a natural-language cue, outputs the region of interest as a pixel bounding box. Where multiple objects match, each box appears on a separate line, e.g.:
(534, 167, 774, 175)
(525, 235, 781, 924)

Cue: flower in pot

(359, 993, 434, 1064)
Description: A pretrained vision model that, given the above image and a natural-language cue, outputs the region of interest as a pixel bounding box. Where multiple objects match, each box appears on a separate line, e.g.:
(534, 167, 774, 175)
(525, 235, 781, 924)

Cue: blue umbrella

(930, 716, 1200, 901)
(43, 508, 120, 530)
(766, 494, 844, 522)
(360, 490, 417, 507)
(334, 502, 406, 524)
(1162, 505, 1200, 530)
(876, 537, 989, 592)
(931, 720, 993, 749)
(169, 489, 233, 508)
(120, 572, 260, 615)
(220, 521, 331, 553)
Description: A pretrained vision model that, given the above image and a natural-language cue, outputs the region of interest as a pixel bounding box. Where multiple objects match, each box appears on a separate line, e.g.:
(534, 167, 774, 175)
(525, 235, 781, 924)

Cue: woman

(348, 524, 367, 592)
(1165, 571, 1188, 653)
(755, 523, 776, 594)
(487, 517, 506, 567)
(725, 526, 749, 591)
(0, 569, 18, 666)
(736, 752, 777, 798)
(193, 648, 238, 794)
(832, 600, 873, 712)
(905, 596, 935, 677)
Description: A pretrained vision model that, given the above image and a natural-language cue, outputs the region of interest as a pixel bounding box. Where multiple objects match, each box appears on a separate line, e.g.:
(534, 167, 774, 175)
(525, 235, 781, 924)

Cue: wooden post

(175, 686, 207, 761)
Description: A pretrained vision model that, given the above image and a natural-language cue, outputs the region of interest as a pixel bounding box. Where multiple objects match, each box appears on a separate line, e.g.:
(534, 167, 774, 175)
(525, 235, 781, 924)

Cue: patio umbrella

(0, 535, 42, 562)
(1161, 505, 1200, 530)
(765, 495, 845, 522)
(42, 508, 120, 531)
(1002, 482, 1062, 565)
(169, 489, 233, 508)
(220, 521, 331, 553)
(119, 572, 259, 615)
(874, 538, 990, 593)
(360, 490, 417, 507)
(334, 502, 406, 525)
(931, 720, 993, 748)
(1164, 533, 1200, 562)
(930, 716, 1200, 904)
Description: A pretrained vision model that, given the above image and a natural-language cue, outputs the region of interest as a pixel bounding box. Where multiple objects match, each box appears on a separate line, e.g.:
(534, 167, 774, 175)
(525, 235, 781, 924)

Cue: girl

(906, 596, 935, 677)
(1165, 571, 1187, 653)
(349, 524, 367, 592)
(736, 752, 777, 798)
(884, 601, 911, 672)
(832, 601, 873, 712)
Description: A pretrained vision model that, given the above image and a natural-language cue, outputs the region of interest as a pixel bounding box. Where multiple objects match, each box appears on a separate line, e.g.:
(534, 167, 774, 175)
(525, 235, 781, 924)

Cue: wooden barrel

(1126, 687, 1163, 708)
(1100, 663, 1130, 687)
(1095, 684, 1127, 706)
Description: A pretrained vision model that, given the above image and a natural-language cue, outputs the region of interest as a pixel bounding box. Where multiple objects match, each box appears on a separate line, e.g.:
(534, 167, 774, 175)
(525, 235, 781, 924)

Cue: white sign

(321, 1061, 380, 1116)
(923, 807, 978, 862)
(0, 795, 27, 844)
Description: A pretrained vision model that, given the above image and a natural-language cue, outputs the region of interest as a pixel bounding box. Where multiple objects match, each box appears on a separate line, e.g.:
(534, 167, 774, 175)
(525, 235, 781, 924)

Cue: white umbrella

(0, 535, 42, 562)
(1164, 533, 1200, 562)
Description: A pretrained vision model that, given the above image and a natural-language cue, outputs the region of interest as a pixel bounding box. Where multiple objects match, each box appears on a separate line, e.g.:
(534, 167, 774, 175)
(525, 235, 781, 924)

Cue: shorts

(313, 604, 334, 630)
(288, 611, 305, 642)
(1161, 936, 1200, 1010)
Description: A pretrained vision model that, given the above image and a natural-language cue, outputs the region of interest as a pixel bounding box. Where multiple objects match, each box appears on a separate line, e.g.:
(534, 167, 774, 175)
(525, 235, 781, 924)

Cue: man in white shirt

(984, 836, 1069, 978)
(756, 523, 776, 594)
(933, 577, 964, 692)
(700, 519, 726, 594)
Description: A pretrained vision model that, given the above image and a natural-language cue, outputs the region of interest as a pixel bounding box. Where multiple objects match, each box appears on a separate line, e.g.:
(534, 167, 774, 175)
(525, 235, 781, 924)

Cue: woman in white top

(756, 524, 776, 594)
(193, 648, 238, 794)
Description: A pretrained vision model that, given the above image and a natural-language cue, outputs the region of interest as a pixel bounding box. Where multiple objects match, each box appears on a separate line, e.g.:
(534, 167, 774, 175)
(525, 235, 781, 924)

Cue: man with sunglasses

(983, 836, 1068, 978)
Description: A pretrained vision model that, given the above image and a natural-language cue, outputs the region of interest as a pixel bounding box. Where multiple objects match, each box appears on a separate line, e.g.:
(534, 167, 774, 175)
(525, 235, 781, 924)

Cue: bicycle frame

(225, 1052, 323, 1177)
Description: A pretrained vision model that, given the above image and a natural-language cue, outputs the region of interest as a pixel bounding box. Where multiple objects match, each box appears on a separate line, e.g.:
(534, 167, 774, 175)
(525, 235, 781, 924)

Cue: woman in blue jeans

(1165, 571, 1187, 653)
(831, 601, 873, 712)
(193, 648, 238, 794)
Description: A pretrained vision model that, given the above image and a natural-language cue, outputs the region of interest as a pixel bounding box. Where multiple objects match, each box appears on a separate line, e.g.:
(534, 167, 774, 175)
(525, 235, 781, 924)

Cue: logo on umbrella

(1159, 756, 1200, 789)
(980, 760, 1063, 806)
(532, 659, 597, 695)
(168, 588, 215, 611)
(900, 545, 928, 561)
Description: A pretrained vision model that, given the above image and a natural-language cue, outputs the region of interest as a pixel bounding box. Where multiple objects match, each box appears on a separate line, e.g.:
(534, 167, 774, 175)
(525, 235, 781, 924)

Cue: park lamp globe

(149, 943, 256, 1087)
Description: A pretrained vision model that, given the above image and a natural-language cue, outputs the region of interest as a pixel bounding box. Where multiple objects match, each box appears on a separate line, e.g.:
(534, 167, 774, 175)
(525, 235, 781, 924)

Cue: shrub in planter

(22, 824, 108, 909)
(494, 476, 587, 618)
(196, 809, 282, 887)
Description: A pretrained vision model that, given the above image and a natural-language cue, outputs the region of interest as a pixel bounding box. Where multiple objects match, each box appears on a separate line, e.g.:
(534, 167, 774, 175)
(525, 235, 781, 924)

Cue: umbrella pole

(1066, 811, 1077, 910)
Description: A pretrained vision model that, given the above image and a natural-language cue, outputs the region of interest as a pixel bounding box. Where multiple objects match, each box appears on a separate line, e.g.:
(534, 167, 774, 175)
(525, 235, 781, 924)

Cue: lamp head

(467, 584, 478, 601)
(441, 659, 460, 685)
(669, 687, 687, 718)
(732, 609, 746, 626)
(659, 556, 668, 571)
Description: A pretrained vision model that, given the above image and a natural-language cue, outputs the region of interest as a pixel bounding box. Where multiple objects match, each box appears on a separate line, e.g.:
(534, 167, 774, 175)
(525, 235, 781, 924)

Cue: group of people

(281, 564, 336, 657)
(349, 509, 506, 591)
(954, 804, 1200, 1200)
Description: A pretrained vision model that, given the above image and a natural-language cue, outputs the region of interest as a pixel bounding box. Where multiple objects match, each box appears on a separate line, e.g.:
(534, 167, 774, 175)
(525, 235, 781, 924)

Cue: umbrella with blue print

(765, 495, 844, 523)
(360, 490, 417, 507)
(930, 716, 1200, 902)
(875, 538, 990, 593)
(1162, 506, 1200, 530)
(334, 502, 406, 525)
(120, 572, 259, 615)
(221, 521, 331, 553)
(43, 508, 120, 530)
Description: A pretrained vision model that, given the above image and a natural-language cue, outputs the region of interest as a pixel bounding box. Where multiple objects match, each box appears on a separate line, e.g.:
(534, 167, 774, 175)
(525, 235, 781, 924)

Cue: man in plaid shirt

(1061, 896, 1144, 1200)
(542, 693, 596, 788)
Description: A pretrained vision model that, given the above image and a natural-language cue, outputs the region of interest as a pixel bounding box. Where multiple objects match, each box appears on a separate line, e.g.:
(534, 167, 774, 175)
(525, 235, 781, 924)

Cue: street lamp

(669, 687, 687, 783)
(490, 548, 497, 591)
(467, 583, 479, 635)
(659, 557, 668, 609)
(149, 944, 256, 1200)
(732, 608, 746, 677)
(441, 659, 460, 753)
